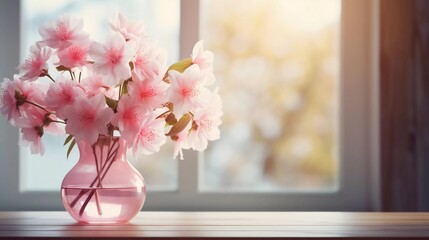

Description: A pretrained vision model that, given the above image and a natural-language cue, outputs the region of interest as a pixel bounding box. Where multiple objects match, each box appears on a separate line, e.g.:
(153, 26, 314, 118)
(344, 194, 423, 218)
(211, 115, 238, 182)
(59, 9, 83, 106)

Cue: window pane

(20, 0, 180, 191)
(201, 0, 340, 191)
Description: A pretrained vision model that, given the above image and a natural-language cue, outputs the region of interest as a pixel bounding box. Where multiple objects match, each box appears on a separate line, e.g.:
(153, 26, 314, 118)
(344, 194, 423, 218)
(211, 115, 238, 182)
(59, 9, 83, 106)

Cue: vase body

(61, 136, 146, 224)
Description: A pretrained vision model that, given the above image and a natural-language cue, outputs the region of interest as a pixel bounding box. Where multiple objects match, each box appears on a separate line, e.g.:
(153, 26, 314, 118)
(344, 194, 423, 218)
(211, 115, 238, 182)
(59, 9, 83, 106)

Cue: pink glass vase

(61, 136, 146, 224)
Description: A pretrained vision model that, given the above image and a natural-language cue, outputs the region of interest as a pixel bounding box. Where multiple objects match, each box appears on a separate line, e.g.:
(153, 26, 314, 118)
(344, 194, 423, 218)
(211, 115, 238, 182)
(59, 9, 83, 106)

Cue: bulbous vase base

(62, 186, 145, 224)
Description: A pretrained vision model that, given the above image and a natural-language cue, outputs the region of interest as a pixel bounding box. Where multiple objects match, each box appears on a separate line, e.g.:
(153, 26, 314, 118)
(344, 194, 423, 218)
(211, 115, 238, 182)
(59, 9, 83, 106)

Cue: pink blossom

(56, 43, 90, 69)
(27, 107, 65, 136)
(191, 40, 215, 85)
(132, 42, 166, 80)
(128, 76, 168, 111)
(188, 89, 223, 151)
(111, 95, 146, 145)
(63, 94, 114, 144)
(0, 78, 21, 122)
(172, 121, 191, 160)
(45, 77, 85, 118)
(109, 13, 145, 41)
(132, 110, 166, 157)
(11, 87, 47, 128)
(17, 80, 46, 120)
(81, 72, 117, 98)
(89, 33, 135, 85)
(18, 108, 56, 156)
(39, 14, 89, 50)
(0, 77, 45, 127)
(20, 126, 45, 155)
(167, 64, 211, 116)
(17, 43, 52, 81)
(21, 81, 46, 106)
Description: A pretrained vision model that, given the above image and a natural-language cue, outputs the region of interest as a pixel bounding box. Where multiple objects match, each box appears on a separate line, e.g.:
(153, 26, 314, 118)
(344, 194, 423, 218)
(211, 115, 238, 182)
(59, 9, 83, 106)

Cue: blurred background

(201, 0, 339, 191)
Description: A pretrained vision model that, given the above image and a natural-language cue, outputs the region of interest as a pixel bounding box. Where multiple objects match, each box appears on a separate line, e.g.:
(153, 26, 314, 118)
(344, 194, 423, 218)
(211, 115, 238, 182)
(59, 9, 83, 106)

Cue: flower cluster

(0, 13, 222, 159)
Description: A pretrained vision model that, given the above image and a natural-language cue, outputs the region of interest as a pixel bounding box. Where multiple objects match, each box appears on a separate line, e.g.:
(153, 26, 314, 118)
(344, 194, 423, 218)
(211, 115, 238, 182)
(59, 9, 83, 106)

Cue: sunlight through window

(201, 0, 340, 191)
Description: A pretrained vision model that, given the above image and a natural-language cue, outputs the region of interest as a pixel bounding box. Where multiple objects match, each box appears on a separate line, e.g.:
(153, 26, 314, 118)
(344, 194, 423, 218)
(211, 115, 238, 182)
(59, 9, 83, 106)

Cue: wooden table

(1, 211, 429, 239)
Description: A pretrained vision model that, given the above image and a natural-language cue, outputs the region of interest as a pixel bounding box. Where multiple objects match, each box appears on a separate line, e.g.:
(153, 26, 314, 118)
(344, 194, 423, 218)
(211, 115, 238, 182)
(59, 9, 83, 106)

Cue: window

(201, 0, 340, 191)
(0, 0, 379, 211)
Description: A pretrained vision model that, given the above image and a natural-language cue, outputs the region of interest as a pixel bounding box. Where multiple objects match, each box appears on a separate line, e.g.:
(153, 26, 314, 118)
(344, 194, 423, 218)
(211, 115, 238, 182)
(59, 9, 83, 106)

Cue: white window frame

(0, 0, 380, 211)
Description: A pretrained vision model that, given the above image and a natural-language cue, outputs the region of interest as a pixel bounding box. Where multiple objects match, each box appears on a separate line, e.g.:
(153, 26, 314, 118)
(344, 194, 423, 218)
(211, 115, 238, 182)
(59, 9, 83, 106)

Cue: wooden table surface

(1, 211, 429, 239)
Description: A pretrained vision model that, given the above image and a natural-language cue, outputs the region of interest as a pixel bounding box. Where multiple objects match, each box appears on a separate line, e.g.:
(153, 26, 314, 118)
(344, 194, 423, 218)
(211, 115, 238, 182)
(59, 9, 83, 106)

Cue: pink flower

(132, 42, 166, 80)
(191, 41, 213, 71)
(132, 110, 166, 157)
(0, 78, 21, 123)
(45, 77, 85, 118)
(18, 107, 64, 156)
(172, 121, 191, 160)
(81, 72, 116, 98)
(128, 76, 168, 111)
(111, 95, 146, 145)
(191, 40, 215, 85)
(39, 14, 89, 50)
(28, 106, 65, 135)
(20, 126, 45, 155)
(167, 64, 211, 116)
(89, 33, 135, 85)
(63, 94, 114, 144)
(109, 13, 145, 41)
(17, 43, 52, 81)
(188, 89, 223, 151)
(56, 43, 90, 69)
(0, 77, 45, 127)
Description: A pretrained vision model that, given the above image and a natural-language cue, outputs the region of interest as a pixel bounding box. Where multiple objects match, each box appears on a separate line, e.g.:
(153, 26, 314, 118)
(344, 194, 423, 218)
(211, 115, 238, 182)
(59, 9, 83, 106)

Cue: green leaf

(63, 135, 73, 146)
(66, 139, 76, 159)
(105, 96, 118, 110)
(166, 113, 192, 136)
(163, 58, 193, 82)
(167, 58, 193, 72)
(121, 79, 130, 95)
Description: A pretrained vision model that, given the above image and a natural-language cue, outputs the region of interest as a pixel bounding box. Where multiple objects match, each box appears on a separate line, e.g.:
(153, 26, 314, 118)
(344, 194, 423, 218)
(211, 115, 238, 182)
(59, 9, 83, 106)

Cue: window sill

(1, 211, 429, 239)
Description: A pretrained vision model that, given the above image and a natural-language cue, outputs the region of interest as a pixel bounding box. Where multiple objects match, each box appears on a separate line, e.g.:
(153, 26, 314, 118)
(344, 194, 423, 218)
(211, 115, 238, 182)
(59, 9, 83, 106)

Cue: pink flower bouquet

(0, 13, 223, 160)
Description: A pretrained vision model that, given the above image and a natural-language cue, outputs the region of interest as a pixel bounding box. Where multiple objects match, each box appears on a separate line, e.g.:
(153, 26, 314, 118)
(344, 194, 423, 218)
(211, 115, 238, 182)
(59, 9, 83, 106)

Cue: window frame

(0, 0, 380, 211)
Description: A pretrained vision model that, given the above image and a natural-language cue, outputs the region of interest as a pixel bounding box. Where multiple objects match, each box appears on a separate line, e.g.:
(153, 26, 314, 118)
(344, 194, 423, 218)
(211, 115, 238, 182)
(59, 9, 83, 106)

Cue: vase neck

(77, 136, 126, 164)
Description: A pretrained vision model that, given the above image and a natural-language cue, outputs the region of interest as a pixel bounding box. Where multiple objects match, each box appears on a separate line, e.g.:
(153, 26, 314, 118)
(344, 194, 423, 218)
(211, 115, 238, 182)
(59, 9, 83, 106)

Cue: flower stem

(24, 101, 53, 114)
(94, 190, 103, 216)
(92, 144, 103, 215)
(69, 70, 74, 81)
(78, 142, 120, 216)
(45, 74, 55, 83)
(92, 144, 104, 188)
(69, 138, 121, 217)
(69, 140, 118, 208)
